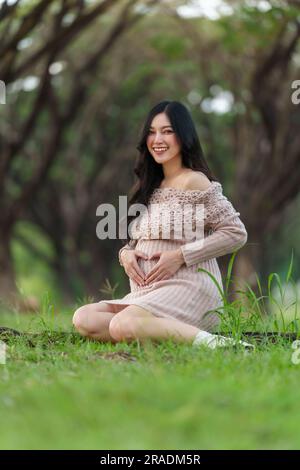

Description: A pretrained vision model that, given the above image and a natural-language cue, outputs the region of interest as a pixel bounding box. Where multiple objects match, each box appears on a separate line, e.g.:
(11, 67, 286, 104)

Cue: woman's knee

(73, 303, 117, 336)
(72, 302, 114, 329)
(109, 314, 142, 342)
(72, 305, 90, 333)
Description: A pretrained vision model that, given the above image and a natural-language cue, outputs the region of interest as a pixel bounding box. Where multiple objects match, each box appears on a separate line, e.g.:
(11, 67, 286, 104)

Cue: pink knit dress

(98, 181, 248, 332)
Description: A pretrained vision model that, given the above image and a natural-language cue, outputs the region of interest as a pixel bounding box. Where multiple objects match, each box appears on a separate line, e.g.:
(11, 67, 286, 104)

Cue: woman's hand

(144, 249, 185, 285)
(121, 249, 148, 286)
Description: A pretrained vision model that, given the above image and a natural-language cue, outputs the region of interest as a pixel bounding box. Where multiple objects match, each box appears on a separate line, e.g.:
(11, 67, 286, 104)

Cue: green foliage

(12, 222, 61, 303)
(197, 250, 300, 337)
(2, 0, 299, 302)
(149, 34, 188, 59)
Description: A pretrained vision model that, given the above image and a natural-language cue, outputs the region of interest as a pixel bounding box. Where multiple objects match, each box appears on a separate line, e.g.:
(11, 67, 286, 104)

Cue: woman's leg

(73, 303, 254, 349)
(72, 302, 124, 343)
(108, 305, 200, 344)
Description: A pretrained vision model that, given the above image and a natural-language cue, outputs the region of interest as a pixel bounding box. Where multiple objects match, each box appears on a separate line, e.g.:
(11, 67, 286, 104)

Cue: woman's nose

(153, 133, 164, 143)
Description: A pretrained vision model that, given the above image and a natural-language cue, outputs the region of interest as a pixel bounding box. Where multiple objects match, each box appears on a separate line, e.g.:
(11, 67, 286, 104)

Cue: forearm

(179, 216, 247, 267)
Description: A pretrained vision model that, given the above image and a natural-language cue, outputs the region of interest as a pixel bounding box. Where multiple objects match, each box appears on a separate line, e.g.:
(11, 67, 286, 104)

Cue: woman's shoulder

(182, 170, 212, 192)
(150, 171, 222, 202)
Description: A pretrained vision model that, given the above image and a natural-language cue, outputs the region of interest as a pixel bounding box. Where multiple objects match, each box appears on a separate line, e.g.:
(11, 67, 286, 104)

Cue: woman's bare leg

(72, 302, 125, 343)
(108, 305, 201, 344)
(73, 303, 251, 349)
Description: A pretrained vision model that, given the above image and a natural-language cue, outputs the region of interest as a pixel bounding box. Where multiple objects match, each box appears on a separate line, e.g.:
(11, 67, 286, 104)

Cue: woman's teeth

(153, 147, 168, 154)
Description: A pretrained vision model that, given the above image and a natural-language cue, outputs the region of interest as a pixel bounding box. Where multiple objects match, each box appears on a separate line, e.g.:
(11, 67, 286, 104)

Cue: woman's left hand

(144, 249, 185, 285)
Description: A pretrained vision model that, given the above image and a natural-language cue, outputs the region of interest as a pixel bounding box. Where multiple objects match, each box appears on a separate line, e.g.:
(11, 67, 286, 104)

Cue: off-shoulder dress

(98, 181, 247, 332)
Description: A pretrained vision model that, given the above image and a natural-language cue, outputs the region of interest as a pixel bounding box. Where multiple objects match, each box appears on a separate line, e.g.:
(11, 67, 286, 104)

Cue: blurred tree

(0, 0, 156, 306)
(165, 0, 300, 296)
(13, 23, 176, 302)
(228, 3, 300, 293)
(2, 0, 300, 309)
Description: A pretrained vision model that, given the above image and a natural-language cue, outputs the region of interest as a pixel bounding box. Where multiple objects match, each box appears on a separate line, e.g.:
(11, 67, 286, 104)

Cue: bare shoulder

(183, 170, 212, 191)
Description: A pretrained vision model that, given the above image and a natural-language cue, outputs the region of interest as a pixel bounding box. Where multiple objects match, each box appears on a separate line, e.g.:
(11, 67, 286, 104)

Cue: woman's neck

(161, 167, 192, 185)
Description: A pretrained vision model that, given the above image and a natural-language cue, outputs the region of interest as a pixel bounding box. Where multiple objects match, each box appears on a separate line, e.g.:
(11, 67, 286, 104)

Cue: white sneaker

(192, 330, 255, 350)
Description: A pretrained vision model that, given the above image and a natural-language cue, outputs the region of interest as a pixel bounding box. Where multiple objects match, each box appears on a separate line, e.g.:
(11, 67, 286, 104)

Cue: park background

(0, 0, 300, 450)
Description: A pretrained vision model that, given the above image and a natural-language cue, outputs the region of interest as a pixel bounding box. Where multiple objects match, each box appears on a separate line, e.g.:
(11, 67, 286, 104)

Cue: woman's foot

(192, 330, 255, 350)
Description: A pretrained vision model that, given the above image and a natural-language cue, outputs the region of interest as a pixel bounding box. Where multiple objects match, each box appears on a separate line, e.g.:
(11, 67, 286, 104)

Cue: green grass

(1, 252, 300, 450)
(0, 306, 300, 450)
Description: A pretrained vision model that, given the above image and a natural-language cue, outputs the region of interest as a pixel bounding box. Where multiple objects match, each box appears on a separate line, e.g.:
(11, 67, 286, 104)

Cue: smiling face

(146, 112, 182, 164)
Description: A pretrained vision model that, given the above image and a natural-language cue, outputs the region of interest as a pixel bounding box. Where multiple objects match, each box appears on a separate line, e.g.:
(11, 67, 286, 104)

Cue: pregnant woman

(73, 100, 254, 350)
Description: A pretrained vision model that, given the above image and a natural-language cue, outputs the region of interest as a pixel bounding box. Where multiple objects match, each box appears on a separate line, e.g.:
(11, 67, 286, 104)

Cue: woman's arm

(177, 177, 248, 267)
(179, 213, 247, 267)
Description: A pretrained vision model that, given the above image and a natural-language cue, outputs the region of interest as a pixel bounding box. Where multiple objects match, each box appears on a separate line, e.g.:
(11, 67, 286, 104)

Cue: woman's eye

(148, 130, 173, 134)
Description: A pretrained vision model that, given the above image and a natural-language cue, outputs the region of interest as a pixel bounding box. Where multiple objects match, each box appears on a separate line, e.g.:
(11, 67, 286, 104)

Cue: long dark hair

(123, 100, 218, 245)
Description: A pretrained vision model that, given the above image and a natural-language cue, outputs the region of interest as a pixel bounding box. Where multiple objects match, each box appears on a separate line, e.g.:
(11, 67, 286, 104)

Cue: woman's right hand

(121, 250, 148, 286)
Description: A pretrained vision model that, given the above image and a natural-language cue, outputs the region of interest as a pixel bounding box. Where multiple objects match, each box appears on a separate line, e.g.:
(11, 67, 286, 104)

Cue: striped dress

(98, 181, 248, 332)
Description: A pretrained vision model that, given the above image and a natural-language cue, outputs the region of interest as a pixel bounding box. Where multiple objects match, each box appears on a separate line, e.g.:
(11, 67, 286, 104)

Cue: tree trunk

(0, 233, 18, 307)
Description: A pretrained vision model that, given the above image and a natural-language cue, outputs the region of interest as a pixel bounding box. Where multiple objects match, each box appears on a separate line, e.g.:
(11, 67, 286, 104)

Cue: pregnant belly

(136, 238, 183, 275)
(135, 238, 223, 289)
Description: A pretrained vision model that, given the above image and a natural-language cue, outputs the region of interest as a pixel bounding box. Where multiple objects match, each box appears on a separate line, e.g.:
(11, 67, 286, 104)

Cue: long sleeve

(180, 189, 248, 268)
(118, 239, 138, 267)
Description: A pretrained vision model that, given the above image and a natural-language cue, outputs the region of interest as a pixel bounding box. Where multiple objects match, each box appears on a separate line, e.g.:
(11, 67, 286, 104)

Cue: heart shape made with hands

(143, 252, 163, 283)
(147, 252, 161, 261)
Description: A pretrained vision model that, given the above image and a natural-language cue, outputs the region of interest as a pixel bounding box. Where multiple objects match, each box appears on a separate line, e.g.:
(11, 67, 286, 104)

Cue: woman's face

(146, 112, 181, 164)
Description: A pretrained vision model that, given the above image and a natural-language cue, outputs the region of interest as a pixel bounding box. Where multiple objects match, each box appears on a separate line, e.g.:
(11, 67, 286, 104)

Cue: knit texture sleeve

(118, 239, 138, 267)
(180, 186, 248, 267)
